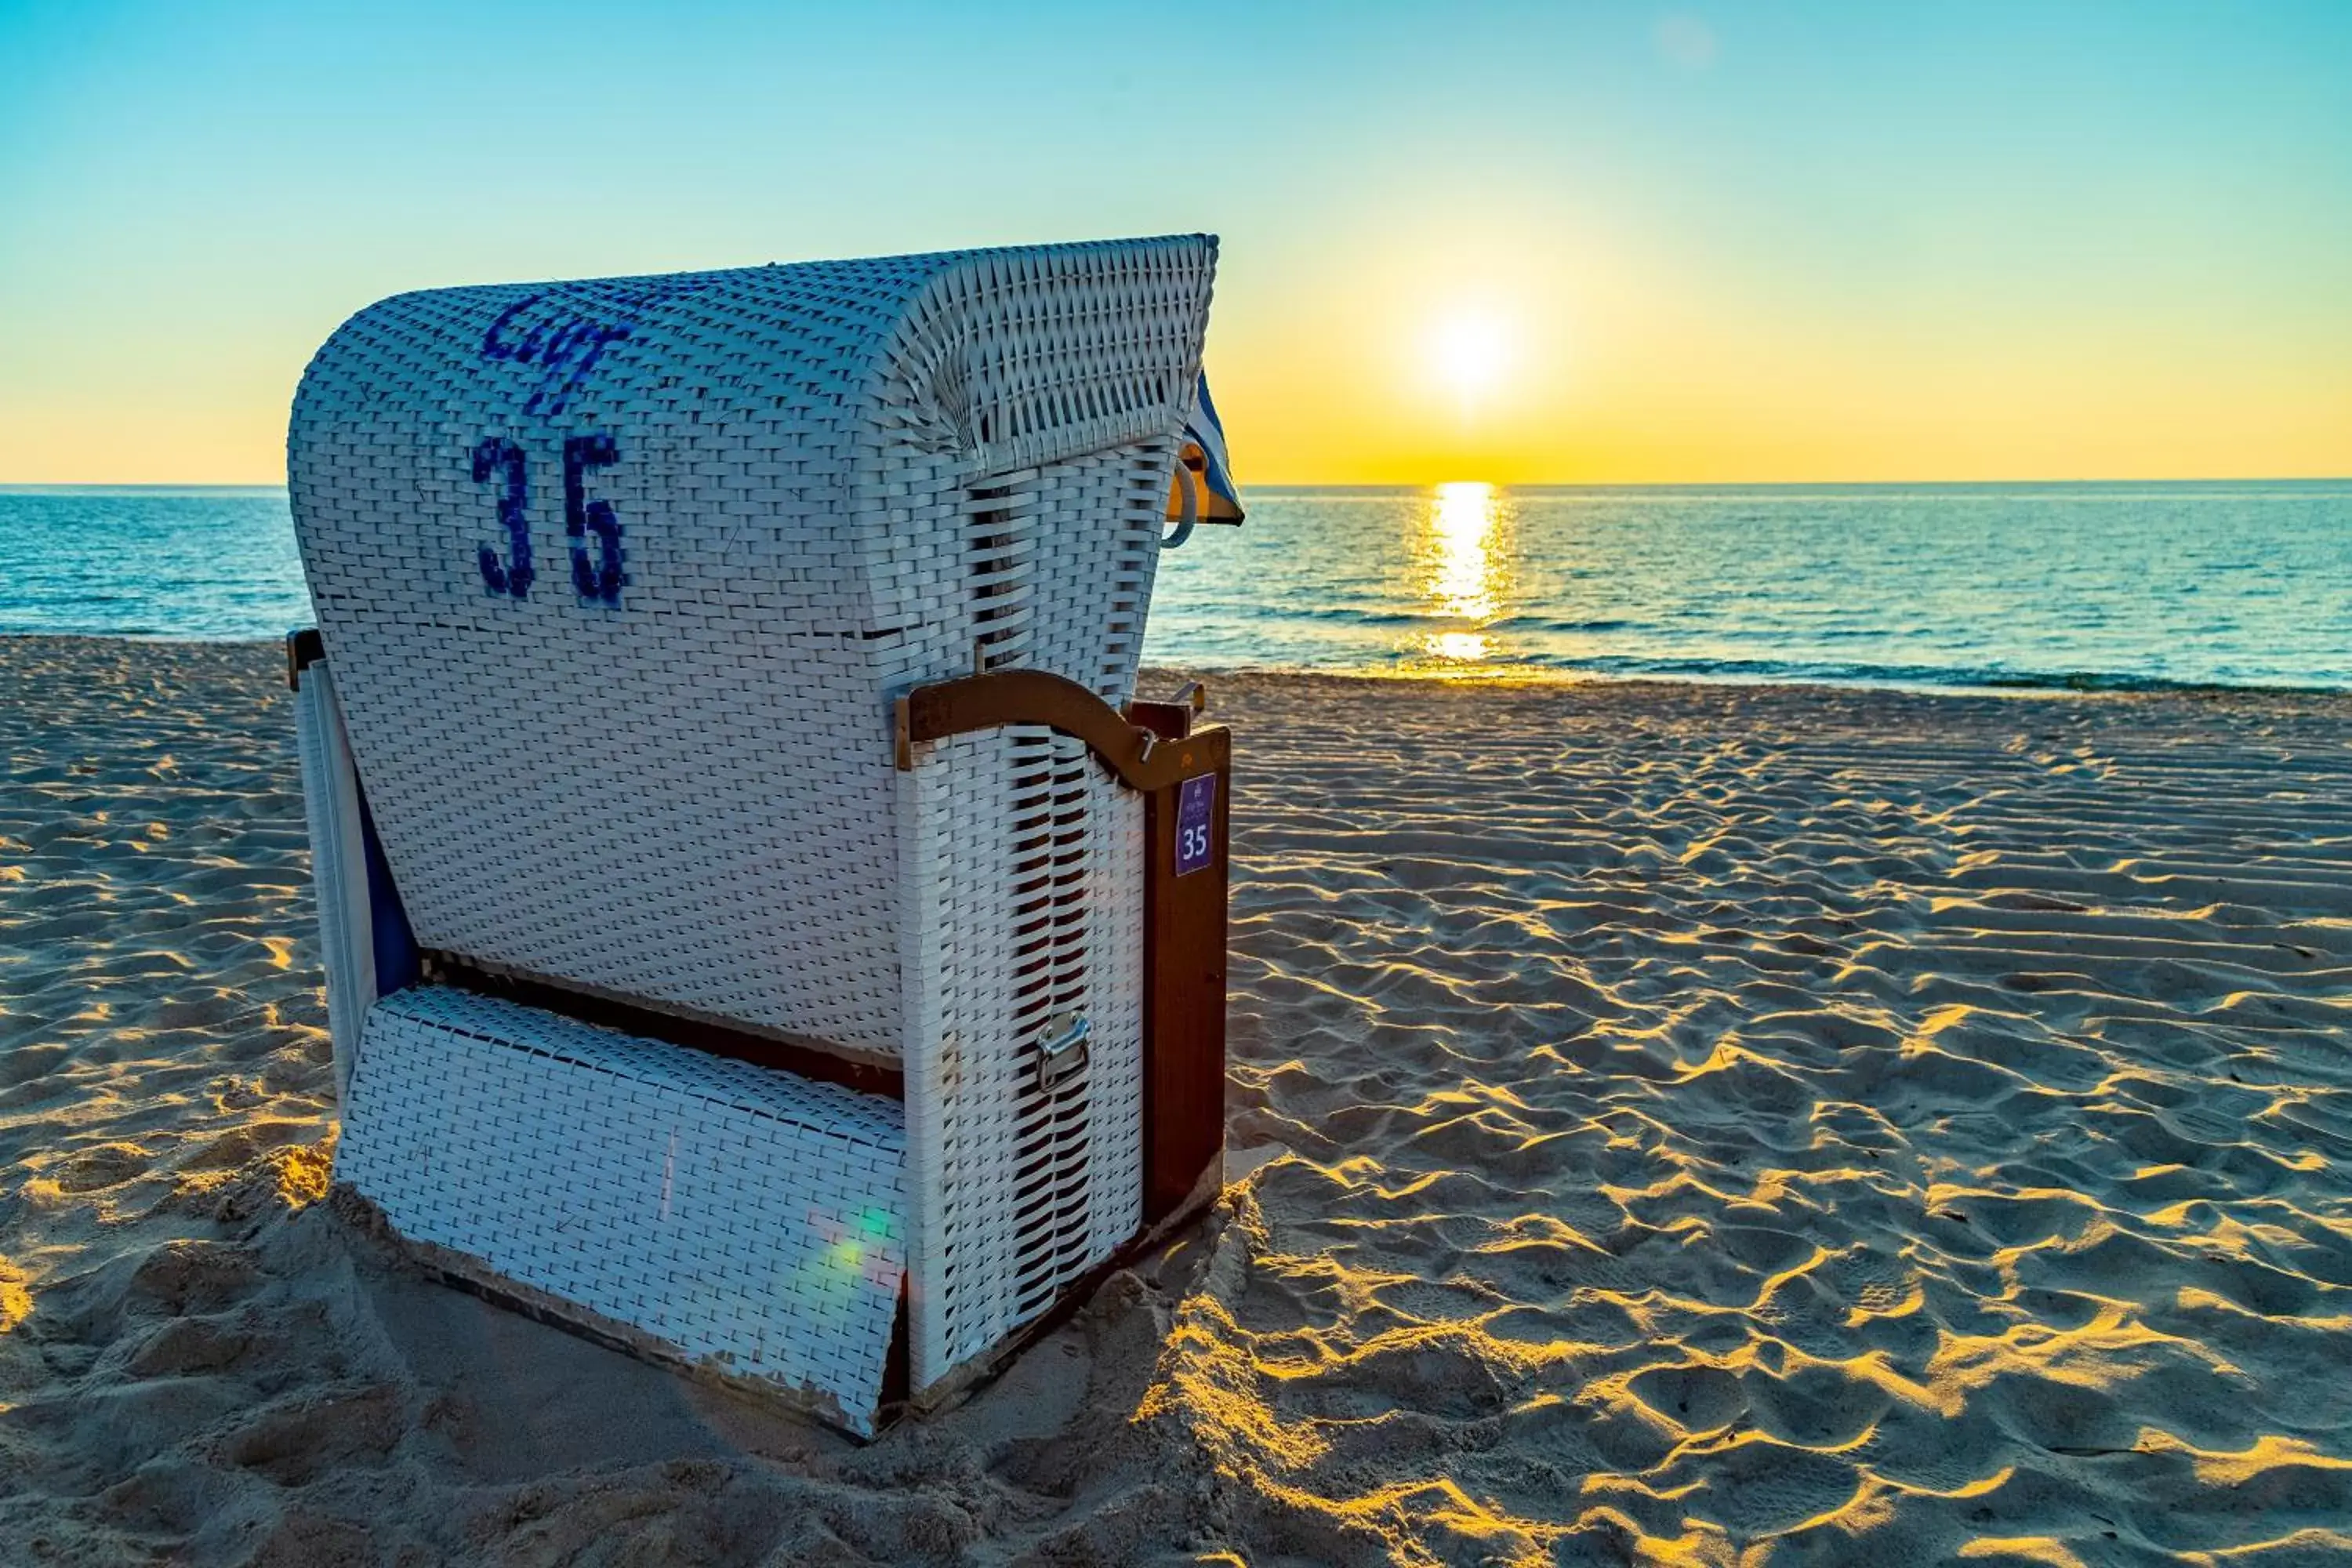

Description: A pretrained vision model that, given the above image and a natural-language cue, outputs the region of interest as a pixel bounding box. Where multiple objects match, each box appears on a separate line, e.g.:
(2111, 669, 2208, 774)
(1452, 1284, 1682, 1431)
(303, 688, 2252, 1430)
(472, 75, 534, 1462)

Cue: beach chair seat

(285, 238, 1236, 1436)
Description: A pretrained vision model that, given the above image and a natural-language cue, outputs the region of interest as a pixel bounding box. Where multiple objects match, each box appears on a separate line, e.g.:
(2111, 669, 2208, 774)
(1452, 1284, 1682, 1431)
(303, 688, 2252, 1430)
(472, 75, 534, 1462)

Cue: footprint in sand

(1628, 1361, 1750, 1433)
(49, 1141, 154, 1193)
(212, 1385, 408, 1486)
(125, 1313, 268, 1379)
(124, 1239, 263, 1317)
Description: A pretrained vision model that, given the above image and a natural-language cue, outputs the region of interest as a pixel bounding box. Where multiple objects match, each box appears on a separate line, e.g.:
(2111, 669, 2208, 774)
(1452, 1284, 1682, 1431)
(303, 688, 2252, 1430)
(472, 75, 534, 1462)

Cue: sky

(1, 1, 2347, 485)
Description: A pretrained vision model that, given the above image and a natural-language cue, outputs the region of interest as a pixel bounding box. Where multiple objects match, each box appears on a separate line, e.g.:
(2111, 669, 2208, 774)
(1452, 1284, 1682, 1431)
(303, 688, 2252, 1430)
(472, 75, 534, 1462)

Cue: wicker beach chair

(285, 237, 1237, 1436)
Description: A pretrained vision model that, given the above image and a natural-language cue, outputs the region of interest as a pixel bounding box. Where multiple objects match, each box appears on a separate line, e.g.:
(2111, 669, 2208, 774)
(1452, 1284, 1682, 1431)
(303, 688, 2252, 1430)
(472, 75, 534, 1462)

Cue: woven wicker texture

(896, 729, 1145, 1389)
(338, 987, 907, 1434)
(298, 235, 1223, 1421)
(288, 238, 1215, 1055)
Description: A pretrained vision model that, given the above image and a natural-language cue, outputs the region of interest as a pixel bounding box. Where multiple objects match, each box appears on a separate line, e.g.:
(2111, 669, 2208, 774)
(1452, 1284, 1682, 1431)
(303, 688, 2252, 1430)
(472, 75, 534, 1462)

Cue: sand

(2, 637, 2350, 1566)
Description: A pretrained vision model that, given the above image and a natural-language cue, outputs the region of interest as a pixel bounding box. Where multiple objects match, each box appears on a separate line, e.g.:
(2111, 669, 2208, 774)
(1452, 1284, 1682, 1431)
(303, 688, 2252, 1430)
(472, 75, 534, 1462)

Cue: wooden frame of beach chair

(283, 238, 1232, 1436)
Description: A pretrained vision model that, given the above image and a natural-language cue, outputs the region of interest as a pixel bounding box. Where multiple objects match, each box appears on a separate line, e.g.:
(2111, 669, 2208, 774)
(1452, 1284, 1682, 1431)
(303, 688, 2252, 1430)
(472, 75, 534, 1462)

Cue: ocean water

(1155, 481, 2352, 691)
(2, 481, 2346, 691)
(0, 488, 309, 642)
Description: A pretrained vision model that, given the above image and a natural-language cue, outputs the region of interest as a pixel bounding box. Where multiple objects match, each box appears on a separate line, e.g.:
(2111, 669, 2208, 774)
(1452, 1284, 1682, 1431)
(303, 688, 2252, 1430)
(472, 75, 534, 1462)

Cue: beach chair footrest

(334, 985, 909, 1436)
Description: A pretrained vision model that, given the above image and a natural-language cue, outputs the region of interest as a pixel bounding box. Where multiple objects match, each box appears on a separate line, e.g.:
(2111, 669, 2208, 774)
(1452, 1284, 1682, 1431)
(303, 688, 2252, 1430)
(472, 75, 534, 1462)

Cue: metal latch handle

(1037, 1011, 1091, 1090)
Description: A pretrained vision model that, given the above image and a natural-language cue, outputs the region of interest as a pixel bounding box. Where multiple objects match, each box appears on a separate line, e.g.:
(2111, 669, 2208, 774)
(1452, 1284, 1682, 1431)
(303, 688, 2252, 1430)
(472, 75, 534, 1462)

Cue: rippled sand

(3, 640, 2350, 1566)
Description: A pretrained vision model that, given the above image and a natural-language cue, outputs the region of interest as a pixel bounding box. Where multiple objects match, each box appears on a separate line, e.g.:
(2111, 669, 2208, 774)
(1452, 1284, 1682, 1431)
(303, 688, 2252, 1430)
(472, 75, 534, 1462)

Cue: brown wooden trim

(895, 669, 1228, 793)
(417, 949, 906, 1100)
(1127, 699, 1193, 742)
(1142, 750, 1230, 1225)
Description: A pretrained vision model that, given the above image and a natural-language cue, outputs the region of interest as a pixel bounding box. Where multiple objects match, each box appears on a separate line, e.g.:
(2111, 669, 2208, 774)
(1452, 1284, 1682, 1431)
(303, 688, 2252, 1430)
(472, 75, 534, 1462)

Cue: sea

(2, 481, 2347, 693)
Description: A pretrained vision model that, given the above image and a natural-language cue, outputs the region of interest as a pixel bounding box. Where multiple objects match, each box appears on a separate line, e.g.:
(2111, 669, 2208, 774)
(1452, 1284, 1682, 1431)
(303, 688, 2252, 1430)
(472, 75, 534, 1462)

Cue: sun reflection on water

(1414, 481, 1515, 670)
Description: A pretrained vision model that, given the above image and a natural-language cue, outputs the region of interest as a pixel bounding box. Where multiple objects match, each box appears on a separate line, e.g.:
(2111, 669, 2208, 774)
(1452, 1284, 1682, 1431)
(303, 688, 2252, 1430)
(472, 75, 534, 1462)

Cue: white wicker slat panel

(1023, 441, 1174, 702)
(1007, 732, 1094, 1321)
(878, 241, 1213, 477)
(292, 665, 376, 1101)
(918, 728, 1036, 1382)
(289, 239, 1217, 1056)
(895, 736, 954, 1391)
(898, 731, 1148, 1394)
(336, 987, 907, 1434)
(1081, 771, 1147, 1263)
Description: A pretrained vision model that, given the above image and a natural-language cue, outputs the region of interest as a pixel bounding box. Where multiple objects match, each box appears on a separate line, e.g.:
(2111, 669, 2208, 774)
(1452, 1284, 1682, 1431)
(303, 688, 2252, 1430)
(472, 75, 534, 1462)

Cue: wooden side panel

(1142, 750, 1230, 1225)
(895, 665, 1231, 1232)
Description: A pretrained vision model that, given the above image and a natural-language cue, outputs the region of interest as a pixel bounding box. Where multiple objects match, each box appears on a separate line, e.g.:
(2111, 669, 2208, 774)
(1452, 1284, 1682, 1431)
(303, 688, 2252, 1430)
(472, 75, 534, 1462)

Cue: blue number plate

(1174, 774, 1217, 877)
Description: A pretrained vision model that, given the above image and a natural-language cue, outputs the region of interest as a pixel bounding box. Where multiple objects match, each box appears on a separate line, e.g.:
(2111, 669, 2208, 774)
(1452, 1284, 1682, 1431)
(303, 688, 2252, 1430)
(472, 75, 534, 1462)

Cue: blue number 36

(471, 434, 627, 606)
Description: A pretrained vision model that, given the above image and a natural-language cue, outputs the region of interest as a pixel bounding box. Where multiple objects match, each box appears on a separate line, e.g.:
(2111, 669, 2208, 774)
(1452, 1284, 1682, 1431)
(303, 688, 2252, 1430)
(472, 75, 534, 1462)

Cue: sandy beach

(3, 635, 2350, 1566)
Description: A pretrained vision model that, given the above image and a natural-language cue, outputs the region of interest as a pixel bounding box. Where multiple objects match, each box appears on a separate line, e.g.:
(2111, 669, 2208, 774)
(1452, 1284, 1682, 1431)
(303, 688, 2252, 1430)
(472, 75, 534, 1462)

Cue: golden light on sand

(11, 636, 2352, 1559)
(1417, 481, 1512, 666)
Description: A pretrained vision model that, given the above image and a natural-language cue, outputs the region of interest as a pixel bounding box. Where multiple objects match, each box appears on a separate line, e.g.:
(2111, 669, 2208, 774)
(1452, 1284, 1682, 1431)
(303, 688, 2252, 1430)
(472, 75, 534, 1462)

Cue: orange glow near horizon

(1, 8, 2348, 485)
(1181, 198, 2352, 487)
(2, 208, 2347, 486)
(4, 278, 2347, 488)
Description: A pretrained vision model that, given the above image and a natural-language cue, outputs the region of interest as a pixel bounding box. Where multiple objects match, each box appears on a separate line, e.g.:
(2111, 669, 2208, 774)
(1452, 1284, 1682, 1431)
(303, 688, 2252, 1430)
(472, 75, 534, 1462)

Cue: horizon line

(5, 474, 2349, 492)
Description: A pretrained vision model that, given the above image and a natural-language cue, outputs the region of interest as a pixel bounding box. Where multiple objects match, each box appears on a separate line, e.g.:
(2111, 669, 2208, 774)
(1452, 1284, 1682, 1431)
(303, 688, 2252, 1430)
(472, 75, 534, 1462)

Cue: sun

(1429, 308, 1512, 406)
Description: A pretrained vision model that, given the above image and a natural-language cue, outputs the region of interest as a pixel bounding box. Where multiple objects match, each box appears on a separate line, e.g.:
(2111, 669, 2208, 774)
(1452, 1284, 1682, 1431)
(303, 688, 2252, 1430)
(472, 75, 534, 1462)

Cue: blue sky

(3, 1, 2347, 481)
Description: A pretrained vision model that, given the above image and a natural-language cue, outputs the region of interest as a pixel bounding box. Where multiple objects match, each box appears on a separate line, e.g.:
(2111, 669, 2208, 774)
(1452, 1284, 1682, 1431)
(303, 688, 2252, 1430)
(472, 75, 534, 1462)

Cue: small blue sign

(1174, 773, 1217, 877)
